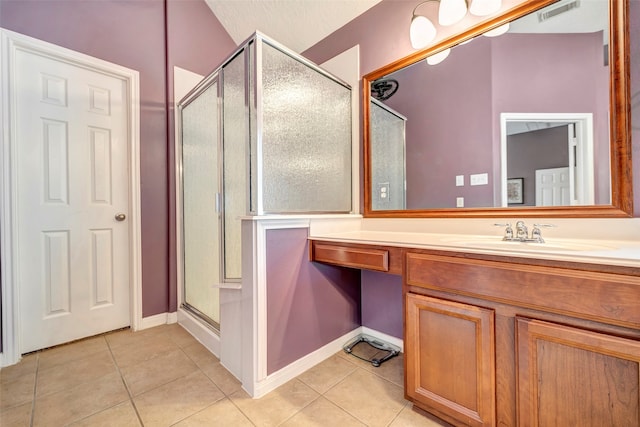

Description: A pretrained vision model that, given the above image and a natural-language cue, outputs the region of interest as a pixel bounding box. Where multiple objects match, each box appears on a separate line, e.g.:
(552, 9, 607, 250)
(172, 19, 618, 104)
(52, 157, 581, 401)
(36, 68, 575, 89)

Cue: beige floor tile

(0, 353, 38, 383)
(36, 350, 117, 396)
(32, 371, 128, 426)
(69, 401, 141, 427)
(182, 341, 220, 368)
(134, 370, 224, 427)
(200, 361, 243, 396)
(164, 323, 199, 348)
(0, 373, 35, 409)
(174, 398, 253, 426)
(109, 333, 178, 369)
(0, 401, 32, 426)
(361, 352, 404, 387)
(37, 336, 109, 371)
(281, 396, 365, 427)
(120, 348, 198, 396)
(229, 379, 319, 427)
(324, 368, 406, 427)
(297, 353, 358, 394)
(104, 325, 167, 349)
(389, 404, 451, 426)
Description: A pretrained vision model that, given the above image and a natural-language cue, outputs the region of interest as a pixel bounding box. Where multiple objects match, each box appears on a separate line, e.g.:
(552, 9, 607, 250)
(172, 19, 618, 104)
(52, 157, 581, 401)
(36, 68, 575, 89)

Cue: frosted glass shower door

(181, 80, 220, 326)
(370, 99, 406, 210)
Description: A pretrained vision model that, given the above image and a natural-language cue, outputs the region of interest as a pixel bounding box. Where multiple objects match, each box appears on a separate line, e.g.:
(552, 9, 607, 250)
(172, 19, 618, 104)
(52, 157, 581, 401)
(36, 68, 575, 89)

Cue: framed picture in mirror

(507, 178, 524, 204)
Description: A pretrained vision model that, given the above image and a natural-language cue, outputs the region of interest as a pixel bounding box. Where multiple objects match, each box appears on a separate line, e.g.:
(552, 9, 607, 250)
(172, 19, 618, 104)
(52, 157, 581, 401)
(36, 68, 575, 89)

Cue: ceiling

(204, 0, 382, 53)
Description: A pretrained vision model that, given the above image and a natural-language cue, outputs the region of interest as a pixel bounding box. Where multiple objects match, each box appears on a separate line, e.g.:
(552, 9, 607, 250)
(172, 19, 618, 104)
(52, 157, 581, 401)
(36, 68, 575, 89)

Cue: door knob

(115, 213, 126, 222)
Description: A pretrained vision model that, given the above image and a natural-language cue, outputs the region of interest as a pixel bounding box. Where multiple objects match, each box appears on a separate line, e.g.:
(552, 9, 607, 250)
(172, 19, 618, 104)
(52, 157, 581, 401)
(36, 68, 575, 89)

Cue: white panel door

(16, 48, 130, 352)
(535, 167, 571, 207)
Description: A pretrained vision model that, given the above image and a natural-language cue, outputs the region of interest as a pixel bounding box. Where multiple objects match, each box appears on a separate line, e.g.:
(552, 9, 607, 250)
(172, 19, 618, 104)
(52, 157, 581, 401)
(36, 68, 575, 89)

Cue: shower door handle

(215, 193, 221, 213)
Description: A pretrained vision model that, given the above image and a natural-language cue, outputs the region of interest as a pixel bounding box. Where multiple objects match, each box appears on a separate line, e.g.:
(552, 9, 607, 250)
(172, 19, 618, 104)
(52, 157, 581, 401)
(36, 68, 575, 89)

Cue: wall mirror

(363, 0, 632, 218)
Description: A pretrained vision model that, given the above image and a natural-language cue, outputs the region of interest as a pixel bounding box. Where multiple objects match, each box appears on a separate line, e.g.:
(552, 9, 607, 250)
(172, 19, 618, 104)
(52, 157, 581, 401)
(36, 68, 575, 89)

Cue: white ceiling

(204, 0, 382, 53)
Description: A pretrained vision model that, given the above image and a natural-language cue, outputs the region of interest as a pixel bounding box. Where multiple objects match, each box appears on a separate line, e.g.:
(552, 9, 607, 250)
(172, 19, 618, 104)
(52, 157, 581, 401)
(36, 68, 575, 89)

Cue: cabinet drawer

(406, 252, 640, 329)
(311, 242, 389, 272)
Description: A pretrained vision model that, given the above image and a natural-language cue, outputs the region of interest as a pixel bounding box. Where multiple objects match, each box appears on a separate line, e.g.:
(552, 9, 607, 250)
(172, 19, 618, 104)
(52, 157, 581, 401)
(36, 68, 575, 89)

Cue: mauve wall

(491, 32, 609, 205)
(166, 0, 236, 311)
(507, 126, 569, 207)
(0, 0, 234, 317)
(266, 228, 361, 375)
(384, 38, 494, 208)
(361, 271, 402, 339)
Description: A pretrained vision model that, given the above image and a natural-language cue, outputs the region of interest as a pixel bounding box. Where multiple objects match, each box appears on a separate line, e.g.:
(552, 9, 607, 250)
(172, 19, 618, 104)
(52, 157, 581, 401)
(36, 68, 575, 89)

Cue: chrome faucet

(515, 221, 528, 240)
(495, 221, 555, 243)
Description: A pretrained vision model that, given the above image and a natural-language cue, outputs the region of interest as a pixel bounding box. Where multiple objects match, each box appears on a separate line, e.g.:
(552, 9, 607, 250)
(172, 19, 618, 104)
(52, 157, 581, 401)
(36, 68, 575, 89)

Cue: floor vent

(538, 0, 580, 22)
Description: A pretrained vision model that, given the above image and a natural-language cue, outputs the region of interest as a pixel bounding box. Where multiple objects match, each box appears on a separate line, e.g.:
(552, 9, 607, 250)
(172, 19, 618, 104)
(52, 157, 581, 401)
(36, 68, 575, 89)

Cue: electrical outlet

(456, 197, 464, 207)
(378, 182, 389, 200)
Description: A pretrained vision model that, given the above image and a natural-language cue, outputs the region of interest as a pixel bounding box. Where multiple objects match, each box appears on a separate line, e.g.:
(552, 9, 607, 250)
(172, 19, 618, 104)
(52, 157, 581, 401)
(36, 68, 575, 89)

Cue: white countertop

(307, 217, 640, 269)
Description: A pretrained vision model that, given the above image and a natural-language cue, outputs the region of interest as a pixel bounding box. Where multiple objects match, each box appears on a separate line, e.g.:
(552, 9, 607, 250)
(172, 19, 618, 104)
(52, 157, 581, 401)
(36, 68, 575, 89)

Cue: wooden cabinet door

(517, 318, 640, 427)
(405, 293, 496, 426)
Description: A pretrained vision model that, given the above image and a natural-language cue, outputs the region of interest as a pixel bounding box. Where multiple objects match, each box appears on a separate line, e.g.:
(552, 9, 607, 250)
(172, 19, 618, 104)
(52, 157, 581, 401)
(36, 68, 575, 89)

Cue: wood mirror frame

(363, 0, 632, 218)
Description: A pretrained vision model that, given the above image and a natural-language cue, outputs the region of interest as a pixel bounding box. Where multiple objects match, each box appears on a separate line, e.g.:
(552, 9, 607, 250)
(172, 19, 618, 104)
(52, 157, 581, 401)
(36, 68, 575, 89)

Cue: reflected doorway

(500, 113, 595, 207)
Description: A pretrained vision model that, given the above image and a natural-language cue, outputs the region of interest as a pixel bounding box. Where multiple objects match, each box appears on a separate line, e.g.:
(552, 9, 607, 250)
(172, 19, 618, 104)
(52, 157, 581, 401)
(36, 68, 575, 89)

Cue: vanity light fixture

(483, 22, 510, 37)
(426, 48, 451, 65)
(469, 0, 502, 16)
(410, 0, 503, 49)
(439, 0, 468, 26)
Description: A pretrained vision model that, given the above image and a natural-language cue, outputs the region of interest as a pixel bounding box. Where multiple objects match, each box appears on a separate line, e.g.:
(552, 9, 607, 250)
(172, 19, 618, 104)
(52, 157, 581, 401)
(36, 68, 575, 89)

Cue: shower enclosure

(370, 98, 406, 210)
(178, 33, 352, 330)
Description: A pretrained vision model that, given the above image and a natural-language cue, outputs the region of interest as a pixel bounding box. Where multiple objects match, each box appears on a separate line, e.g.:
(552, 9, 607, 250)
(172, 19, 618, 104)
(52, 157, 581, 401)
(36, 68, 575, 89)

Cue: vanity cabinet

(516, 317, 640, 427)
(406, 251, 640, 427)
(309, 240, 640, 426)
(405, 293, 495, 426)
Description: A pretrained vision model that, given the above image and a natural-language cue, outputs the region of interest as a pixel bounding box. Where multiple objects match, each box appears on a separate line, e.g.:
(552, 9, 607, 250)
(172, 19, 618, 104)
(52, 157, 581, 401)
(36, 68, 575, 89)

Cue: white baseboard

(167, 312, 178, 324)
(249, 326, 404, 398)
(139, 312, 171, 330)
(251, 327, 362, 399)
(177, 308, 220, 358)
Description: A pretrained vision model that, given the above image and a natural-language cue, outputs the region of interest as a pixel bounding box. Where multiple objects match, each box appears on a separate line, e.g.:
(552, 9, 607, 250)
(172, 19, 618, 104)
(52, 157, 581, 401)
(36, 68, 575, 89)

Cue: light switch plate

(470, 173, 488, 186)
(455, 175, 464, 186)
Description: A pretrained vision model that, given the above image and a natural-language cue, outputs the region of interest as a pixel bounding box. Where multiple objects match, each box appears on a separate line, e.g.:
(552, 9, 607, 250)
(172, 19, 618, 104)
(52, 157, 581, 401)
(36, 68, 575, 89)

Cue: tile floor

(1, 324, 449, 426)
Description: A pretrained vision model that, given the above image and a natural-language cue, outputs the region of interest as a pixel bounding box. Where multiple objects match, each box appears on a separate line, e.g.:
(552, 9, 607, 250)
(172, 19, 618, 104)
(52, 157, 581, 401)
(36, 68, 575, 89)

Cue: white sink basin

(439, 236, 616, 252)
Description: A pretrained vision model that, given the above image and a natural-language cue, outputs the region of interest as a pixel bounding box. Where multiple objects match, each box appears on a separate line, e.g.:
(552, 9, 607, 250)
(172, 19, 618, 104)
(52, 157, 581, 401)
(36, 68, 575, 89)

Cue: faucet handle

(531, 223, 556, 243)
(494, 223, 513, 240)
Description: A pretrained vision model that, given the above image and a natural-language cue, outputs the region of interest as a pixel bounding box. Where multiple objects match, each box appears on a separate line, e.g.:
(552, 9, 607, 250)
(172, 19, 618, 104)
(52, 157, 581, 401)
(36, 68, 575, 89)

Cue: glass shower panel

(222, 51, 247, 281)
(181, 80, 220, 326)
(249, 41, 258, 214)
(260, 42, 352, 213)
(370, 99, 407, 210)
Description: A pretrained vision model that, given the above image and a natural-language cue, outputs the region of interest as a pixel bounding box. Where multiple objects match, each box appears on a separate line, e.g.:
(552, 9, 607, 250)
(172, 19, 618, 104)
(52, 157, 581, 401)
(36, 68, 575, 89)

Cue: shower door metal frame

(177, 72, 224, 331)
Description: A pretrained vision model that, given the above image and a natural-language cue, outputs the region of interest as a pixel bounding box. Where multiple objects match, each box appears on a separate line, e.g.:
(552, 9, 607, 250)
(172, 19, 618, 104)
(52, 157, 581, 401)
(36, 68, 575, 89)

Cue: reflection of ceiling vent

(538, 0, 580, 22)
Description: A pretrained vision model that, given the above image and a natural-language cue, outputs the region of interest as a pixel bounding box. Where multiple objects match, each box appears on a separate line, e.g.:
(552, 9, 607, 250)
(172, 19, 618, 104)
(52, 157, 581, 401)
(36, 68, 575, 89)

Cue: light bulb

(438, 0, 467, 26)
(483, 22, 510, 37)
(410, 15, 437, 49)
(469, 0, 502, 16)
(426, 48, 451, 65)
